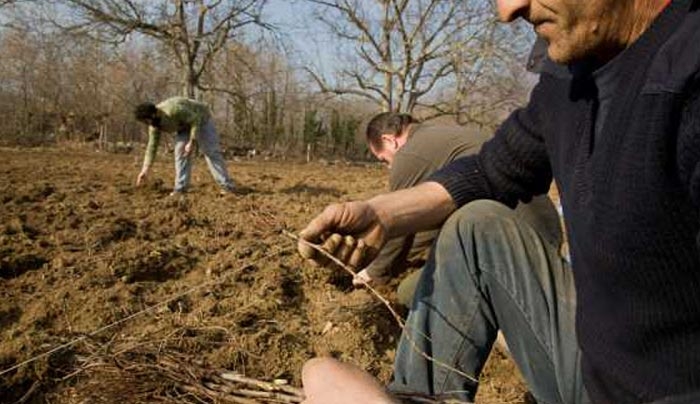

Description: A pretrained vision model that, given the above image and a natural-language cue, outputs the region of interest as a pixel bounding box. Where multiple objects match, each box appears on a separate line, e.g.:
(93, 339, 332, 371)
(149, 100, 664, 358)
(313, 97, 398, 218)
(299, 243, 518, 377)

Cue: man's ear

(380, 134, 397, 149)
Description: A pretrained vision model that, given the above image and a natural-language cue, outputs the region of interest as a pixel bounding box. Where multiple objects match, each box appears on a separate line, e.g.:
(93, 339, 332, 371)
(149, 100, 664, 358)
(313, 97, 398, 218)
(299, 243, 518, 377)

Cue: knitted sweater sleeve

(429, 80, 553, 208)
(678, 78, 700, 256)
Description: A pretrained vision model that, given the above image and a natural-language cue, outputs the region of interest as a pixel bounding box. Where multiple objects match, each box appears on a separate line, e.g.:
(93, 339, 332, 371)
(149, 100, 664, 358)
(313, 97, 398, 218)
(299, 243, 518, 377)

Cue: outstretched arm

(136, 127, 160, 186)
(357, 148, 448, 283)
(300, 76, 554, 269)
(298, 182, 455, 269)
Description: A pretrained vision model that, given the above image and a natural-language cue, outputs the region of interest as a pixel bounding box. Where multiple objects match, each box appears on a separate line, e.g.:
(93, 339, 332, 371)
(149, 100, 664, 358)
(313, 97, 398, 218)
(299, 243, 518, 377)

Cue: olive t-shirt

(366, 123, 562, 281)
(365, 123, 486, 280)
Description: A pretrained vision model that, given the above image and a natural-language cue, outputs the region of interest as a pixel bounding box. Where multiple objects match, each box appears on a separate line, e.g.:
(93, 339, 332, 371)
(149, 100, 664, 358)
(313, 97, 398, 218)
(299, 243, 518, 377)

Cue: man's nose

(496, 0, 530, 22)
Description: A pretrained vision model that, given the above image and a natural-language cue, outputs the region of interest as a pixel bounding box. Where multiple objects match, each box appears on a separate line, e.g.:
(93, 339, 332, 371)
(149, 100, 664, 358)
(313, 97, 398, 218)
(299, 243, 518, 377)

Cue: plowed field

(0, 148, 526, 403)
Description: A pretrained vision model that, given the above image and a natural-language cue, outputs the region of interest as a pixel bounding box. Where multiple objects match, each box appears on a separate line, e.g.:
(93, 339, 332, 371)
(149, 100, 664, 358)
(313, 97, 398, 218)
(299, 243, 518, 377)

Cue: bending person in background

(356, 112, 563, 309)
(134, 96, 236, 196)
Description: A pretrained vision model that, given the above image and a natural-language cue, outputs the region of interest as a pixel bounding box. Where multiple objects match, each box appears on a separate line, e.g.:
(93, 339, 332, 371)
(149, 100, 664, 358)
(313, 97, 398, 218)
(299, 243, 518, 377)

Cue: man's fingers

(297, 231, 317, 259)
(298, 233, 364, 270)
(298, 236, 321, 260)
(296, 202, 380, 269)
(348, 239, 366, 269)
(320, 233, 343, 256)
(300, 205, 339, 241)
(297, 222, 329, 260)
(299, 220, 326, 248)
(310, 234, 339, 267)
(298, 232, 342, 264)
(136, 170, 148, 187)
(335, 235, 357, 264)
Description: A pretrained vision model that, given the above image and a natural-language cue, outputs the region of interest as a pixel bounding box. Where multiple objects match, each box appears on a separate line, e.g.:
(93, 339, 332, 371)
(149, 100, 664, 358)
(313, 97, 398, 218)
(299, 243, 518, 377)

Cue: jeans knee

(441, 200, 517, 243)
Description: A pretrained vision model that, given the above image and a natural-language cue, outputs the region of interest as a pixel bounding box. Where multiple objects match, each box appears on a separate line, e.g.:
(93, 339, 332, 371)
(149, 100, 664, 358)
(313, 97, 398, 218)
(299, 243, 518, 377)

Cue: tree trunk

(184, 68, 197, 98)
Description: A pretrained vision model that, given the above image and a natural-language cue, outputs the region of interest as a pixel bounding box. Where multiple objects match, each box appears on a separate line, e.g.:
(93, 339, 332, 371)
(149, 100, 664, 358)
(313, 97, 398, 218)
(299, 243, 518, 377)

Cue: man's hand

(298, 201, 387, 270)
(299, 182, 455, 271)
(183, 140, 195, 157)
(136, 168, 148, 186)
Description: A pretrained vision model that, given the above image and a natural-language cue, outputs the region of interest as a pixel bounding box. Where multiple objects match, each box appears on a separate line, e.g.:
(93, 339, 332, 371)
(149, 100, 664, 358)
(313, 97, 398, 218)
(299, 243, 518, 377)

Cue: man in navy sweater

(298, 0, 700, 403)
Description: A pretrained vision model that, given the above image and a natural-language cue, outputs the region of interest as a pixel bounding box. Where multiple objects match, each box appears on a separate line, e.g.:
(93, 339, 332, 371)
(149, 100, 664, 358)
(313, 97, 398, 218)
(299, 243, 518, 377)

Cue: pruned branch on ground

(72, 341, 471, 404)
(75, 346, 305, 403)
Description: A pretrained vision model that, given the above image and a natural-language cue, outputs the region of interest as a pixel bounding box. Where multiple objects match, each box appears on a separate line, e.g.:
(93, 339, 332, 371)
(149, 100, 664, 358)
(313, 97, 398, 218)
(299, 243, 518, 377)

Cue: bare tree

(51, 0, 270, 98)
(304, 0, 533, 122)
(305, 0, 485, 113)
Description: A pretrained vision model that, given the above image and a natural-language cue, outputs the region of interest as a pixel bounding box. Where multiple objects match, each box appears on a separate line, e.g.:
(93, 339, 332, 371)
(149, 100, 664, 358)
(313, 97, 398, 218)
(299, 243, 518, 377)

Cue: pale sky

(263, 0, 339, 76)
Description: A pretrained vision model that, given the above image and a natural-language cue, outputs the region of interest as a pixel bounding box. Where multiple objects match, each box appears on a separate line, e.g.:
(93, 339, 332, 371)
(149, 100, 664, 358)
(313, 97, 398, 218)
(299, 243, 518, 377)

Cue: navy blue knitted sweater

(431, 1, 700, 402)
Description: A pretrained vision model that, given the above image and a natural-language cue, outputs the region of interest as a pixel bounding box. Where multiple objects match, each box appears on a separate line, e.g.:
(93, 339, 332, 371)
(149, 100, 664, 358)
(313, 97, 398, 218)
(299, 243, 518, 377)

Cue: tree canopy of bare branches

(305, 0, 533, 123)
(0, 0, 537, 157)
(50, 0, 271, 98)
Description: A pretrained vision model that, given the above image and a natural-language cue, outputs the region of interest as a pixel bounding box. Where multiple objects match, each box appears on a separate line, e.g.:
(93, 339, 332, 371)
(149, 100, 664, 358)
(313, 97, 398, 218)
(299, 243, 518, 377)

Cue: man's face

(497, 0, 624, 63)
(147, 113, 162, 129)
(369, 135, 400, 168)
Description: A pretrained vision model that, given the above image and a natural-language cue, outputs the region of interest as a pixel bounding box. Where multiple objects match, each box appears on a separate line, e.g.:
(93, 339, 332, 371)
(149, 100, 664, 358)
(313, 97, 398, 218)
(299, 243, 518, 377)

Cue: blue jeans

(390, 200, 589, 404)
(174, 119, 235, 192)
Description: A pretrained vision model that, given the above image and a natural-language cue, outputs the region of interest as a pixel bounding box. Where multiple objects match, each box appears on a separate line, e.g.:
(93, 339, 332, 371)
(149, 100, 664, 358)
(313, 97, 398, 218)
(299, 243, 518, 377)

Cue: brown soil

(0, 148, 527, 403)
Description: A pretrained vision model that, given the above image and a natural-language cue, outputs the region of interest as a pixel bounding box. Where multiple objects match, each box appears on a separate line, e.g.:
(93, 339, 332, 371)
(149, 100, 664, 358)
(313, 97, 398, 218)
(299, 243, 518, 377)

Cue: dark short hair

(134, 102, 158, 123)
(365, 112, 417, 150)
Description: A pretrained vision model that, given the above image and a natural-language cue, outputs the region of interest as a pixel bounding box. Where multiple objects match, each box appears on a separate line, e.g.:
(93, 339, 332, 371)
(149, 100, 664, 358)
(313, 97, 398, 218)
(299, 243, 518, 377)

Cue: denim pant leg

(197, 119, 235, 190)
(390, 200, 588, 404)
(173, 131, 192, 192)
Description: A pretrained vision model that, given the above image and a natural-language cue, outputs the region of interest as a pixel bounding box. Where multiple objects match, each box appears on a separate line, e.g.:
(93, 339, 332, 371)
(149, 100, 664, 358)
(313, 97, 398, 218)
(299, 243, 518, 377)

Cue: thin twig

(282, 230, 406, 327)
(218, 372, 303, 396)
(283, 230, 478, 384)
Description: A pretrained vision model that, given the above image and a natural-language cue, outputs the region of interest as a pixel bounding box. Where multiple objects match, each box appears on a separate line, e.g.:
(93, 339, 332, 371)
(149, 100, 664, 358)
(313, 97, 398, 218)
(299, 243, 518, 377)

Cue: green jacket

(142, 97, 211, 168)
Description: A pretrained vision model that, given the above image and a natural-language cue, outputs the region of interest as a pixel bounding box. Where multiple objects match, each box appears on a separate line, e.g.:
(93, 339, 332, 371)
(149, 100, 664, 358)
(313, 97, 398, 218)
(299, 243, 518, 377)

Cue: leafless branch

(304, 0, 532, 120)
(51, 0, 272, 98)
